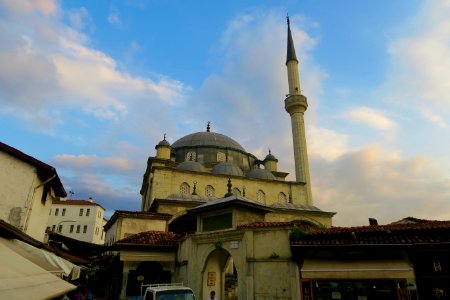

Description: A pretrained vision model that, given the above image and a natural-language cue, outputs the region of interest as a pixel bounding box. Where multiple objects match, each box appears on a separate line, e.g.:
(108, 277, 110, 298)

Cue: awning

(0, 237, 76, 299)
(301, 259, 414, 279)
(3, 238, 81, 279)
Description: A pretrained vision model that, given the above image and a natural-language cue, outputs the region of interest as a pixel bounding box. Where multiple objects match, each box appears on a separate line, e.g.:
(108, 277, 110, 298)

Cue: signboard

(207, 272, 216, 286)
(300, 280, 313, 300)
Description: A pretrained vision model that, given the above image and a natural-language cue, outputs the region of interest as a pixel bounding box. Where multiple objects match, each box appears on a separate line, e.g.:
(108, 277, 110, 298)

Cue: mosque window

(205, 185, 215, 197)
(180, 182, 190, 195)
(227, 156, 234, 162)
(278, 192, 287, 203)
(257, 190, 266, 204)
(232, 188, 241, 196)
(217, 152, 226, 162)
(186, 151, 196, 161)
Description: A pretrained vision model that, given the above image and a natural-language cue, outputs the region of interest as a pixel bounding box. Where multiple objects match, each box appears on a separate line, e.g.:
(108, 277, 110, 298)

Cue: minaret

(284, 16, 312, 204)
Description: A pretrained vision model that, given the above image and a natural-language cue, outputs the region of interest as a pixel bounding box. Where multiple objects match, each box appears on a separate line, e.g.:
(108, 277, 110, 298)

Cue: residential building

(48, 198, 106, 244)
(0, 141, 66, 242)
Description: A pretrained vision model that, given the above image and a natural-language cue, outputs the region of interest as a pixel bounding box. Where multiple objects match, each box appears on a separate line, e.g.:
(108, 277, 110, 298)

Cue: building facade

(0, 142, 66, 242)
(103, 18, 339, 300)
(48, 198, 106, 244)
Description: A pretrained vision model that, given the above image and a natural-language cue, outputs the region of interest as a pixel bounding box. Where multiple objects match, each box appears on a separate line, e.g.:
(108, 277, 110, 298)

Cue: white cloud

(53, 154, 135, 173)
(0, 1, 187, 128)
(68, 7, 91, 30)
(343, 107, 397, 132)
(311, 146, 450, 226)
(383, 1, 450, 119)
(107, 8, 122, 27)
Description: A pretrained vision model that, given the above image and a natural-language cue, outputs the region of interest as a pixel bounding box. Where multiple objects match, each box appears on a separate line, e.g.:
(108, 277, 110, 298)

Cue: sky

(1, 0, 450, 227)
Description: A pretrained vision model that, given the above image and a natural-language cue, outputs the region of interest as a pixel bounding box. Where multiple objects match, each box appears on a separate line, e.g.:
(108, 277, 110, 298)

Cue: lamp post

(56, 220, 76, 233)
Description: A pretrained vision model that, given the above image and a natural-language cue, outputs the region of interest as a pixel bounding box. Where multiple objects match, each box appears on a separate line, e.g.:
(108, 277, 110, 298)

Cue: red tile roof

(237, 221, 321, 231)
(53, 199, 103, 208)
(115, 231, 179, 247)
(291, 220, 450, 246)
(238, 221, 296, 229)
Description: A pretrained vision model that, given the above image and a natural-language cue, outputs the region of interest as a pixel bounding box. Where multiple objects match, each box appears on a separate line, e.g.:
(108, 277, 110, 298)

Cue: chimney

(88, 197, 94, 202)
(369, 218, 378, 226)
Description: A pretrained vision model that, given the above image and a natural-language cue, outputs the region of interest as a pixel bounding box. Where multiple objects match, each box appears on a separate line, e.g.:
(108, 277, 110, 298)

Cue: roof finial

(163, 133, 166, 141)
(192, 181, 197, 195)
(269, 149, 271, 155)
(224, 178, 233, 197)
(206, 121, 211, 132)
(287, 13, 290, 26)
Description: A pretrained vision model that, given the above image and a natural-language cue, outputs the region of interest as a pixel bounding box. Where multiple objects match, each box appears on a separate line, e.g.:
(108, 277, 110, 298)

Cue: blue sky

(1, 0, 450, 226)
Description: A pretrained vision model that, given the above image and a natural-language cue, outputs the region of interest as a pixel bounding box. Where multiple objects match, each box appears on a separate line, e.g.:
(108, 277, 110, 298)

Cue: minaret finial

(163, 133, 166, 140)
(287, 13, 290, 25)
(206, 121, 211, 132)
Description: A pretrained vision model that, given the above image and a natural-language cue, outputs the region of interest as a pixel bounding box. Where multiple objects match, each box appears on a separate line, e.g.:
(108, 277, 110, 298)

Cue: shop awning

(301, 259, 414, 279)
(0, 237, 76, 299)
(3, 238, 81, 279)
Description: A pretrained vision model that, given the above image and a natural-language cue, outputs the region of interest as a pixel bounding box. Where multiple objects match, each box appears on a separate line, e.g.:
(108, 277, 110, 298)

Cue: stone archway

(202, 248, 238, 300)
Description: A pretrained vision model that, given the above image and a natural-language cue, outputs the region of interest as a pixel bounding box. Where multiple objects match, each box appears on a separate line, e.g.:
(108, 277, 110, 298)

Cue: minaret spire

(284, 17, 313, 205)
(286, 15, 298, 65)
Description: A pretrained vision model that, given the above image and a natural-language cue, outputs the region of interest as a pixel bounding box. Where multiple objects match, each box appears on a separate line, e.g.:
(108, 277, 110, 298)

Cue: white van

(142, 283, 196, 300)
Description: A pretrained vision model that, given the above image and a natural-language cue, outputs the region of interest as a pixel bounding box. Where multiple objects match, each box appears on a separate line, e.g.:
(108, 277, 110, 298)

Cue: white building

(47, 198, 106, 244)
(0, 141, 66, 242)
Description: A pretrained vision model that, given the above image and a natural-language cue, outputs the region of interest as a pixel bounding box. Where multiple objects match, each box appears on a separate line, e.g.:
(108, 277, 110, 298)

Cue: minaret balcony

(284, 94, 308, 115)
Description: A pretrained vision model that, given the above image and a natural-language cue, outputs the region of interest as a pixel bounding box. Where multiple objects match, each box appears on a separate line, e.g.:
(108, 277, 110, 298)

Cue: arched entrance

(203, 248, 238, 300)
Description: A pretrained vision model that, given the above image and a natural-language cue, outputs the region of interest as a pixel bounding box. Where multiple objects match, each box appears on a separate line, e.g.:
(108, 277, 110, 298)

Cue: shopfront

(299, 259, 416, 300)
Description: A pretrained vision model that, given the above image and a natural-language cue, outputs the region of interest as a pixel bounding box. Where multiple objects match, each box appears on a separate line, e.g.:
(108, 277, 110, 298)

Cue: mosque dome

(247, 168, 276, 180)
(176, 161, 208, 173)
(212, 162, 244, 177)
(172, 132, 246, 152)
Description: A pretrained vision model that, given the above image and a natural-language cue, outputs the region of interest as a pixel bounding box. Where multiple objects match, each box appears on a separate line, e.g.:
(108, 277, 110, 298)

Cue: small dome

(247, 168, 276, 180)
(176, 161, 207, 173)
(157, 139, 171, 147)
(212, 162, 244, 177)
(264, 150, 277, 161)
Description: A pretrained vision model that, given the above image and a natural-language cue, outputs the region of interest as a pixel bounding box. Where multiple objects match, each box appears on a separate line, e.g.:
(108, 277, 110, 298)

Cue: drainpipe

(23, 174, 56, 232)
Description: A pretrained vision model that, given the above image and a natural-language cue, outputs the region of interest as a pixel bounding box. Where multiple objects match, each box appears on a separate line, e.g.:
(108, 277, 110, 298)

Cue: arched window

(185, 151, 196, 161)
(278, 192, 287, 203)
(232, 188, 241, 196)
(180, 182, 190, 195)
(205, 185, 215, 197)
(256, 190, 266, 204)
(217, 152, 226, 162)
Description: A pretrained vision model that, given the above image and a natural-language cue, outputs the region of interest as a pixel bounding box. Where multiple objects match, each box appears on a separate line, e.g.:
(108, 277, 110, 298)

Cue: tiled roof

(291, 220, 450, 246)
(52, 199, 104, 208)
(104, 210, 173, 231)
(0, 141, 66, 197)
(238, 221, 296, 229)
(116, 231, 179, 247)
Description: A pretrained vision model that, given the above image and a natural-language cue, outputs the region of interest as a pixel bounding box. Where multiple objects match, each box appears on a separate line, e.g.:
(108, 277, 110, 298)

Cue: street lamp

(56, 220, 76, 233)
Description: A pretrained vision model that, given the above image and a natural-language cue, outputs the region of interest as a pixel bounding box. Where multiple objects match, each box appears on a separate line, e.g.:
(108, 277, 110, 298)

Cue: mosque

(105, 18, 336, 300)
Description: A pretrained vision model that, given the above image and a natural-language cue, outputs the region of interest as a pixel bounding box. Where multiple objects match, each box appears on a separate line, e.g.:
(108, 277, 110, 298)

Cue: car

(142, 283, 196, 300)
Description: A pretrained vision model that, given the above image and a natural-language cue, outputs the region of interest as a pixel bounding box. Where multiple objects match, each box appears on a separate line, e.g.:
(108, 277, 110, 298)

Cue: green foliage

(289, 228, 306, 240)
(269, 252, 280, 259)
